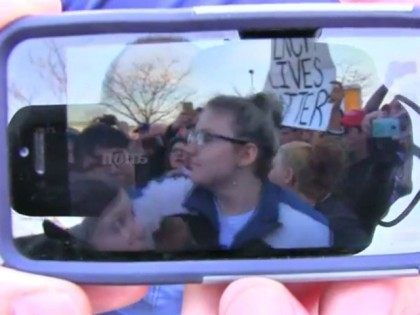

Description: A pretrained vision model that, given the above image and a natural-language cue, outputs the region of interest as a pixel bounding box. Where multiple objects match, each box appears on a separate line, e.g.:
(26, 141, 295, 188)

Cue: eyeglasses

(170, 148, 186, 155)
(187, 130, 248, 146)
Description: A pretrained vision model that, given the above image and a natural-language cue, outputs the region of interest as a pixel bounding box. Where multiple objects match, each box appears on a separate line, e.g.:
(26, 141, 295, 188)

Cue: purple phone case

(1, 7, 420, 284)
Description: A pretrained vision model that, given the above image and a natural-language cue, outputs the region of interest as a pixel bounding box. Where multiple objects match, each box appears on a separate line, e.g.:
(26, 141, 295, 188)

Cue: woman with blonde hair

(269, 138, 369, 250)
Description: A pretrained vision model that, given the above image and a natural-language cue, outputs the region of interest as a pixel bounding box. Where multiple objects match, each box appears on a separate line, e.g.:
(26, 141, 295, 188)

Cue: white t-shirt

(217, 205, 255, 248)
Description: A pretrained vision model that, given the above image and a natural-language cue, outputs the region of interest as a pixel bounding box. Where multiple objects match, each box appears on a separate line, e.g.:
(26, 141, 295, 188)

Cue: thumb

(219, 277, 309, 315)
(0, 0, 62, 29)
(0, 266, 91, 315)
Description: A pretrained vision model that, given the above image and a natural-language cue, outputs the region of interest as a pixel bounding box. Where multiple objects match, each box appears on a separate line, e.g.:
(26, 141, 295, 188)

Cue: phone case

(1, 5, 420, 284)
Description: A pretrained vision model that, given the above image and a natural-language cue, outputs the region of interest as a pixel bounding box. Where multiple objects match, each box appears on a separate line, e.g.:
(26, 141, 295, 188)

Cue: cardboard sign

(264, 39, 336, 131)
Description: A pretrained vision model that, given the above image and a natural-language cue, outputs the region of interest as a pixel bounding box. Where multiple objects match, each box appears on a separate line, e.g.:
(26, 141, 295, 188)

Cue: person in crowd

(388, 98, 414, 202)
(163, 106, 202, 145)
(133, 133, 167, 184)
(269, 139, 369, 250)
(75, 119, 170, 191)
(137, 92, 331, 251)
(92, 114, 119, 128)
(335, 109, 400, 238)
(129, 125, 168, 186)
(70, 179, 150, 252)
(16, 178, 149, 260)
(165, 137, 190, 176)
(73, 122, 137, 192)
(362, 98, 414, 203)
(91, 114, 131, 137)
(354, 60, 416, 207)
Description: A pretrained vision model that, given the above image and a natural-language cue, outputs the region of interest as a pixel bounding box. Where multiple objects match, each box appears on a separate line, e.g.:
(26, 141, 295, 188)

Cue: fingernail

(12, 292, 79, 315)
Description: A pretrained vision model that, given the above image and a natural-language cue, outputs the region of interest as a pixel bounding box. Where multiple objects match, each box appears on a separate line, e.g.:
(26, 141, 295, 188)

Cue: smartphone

(1, 5, 420, 284)
(8, 105, 70, 216)
(372, 117, 400, 138)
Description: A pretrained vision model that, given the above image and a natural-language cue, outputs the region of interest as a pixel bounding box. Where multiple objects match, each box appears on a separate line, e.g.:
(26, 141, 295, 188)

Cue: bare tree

(29, 39, 67, 100)
(9, 39, 66, 107)
(101, 57, 194, 125)
(8, 83, 33, 105)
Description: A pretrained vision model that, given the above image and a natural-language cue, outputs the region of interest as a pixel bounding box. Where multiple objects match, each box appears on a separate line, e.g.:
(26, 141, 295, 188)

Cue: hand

(0, 1, 148, 314)
(0, 266, 148, 315)
(183, 276, 420, 315)
(361, 110, 383, 136)
(329, 84, 344, 109)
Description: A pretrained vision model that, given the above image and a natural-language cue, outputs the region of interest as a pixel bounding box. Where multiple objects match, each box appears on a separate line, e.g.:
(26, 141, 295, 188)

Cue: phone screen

(7, 28, 420, 261)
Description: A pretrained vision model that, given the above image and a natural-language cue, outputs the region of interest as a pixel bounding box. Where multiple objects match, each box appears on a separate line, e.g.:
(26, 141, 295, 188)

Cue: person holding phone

(336, 110, 400, 239)
(3, 1, 420, 315)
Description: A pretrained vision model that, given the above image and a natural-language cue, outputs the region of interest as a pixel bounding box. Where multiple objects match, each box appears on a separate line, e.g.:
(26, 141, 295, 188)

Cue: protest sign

(264, 38, 336, 131)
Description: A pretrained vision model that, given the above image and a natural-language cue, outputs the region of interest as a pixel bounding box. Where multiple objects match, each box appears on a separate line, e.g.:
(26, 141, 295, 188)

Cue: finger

(319, 280, 396, 315)
(0, 266, 91, 315)
(286, 282, 329, 314)
(81, 285, 149, 314)
(182, 283, 227, 315)
(0, 0, 62, 29)
(391, 276, 420, 315)
(219, 277, 309, 315)
(361, 111, 379, 134)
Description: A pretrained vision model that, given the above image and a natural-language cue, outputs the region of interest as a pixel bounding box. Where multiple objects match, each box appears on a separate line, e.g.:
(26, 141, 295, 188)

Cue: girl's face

(90, 189, 150, 251)
(186, 109, 241, 189)
(169, 142, 188, 170)
(269, 152, 292, 188)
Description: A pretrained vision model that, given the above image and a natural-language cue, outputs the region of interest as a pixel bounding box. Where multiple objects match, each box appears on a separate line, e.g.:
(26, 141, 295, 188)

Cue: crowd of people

(16, 79, 416, 259)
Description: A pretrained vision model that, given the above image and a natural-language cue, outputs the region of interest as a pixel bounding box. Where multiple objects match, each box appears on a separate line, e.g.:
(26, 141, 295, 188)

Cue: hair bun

(248, 92, 283, 129)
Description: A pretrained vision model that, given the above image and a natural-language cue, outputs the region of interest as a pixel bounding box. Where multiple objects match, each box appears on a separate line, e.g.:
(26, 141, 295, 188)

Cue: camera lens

(19, 147, 29, 158)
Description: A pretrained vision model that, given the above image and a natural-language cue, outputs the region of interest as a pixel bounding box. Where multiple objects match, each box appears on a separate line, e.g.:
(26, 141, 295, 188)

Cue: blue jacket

(184, 181, 332, 249)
